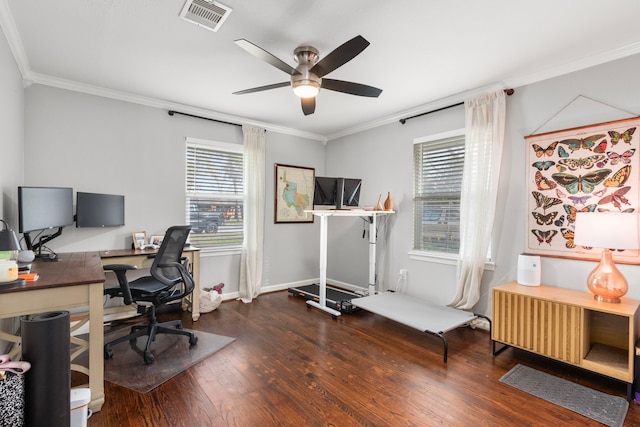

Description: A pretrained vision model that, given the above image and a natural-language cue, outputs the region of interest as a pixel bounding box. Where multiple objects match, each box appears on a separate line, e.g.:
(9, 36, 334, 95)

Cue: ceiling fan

(233, 35, 383, 116)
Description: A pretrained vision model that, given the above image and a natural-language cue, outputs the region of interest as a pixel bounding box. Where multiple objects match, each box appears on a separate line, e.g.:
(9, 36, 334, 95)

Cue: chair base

(104, 310, 198, 364)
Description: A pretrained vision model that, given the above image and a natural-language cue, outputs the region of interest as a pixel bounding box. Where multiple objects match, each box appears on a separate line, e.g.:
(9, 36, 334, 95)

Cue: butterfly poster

(525, 116, 640, 264)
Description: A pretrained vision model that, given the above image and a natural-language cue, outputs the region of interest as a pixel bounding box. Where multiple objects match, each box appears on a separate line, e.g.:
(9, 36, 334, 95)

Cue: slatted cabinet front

(493, 288, 581, 364)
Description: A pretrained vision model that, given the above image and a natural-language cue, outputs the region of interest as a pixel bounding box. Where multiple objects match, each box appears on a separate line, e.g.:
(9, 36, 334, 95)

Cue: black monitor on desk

(76, 192, 125, 228)
(313, 177, 361, 209)
(18, 186, 74, 257)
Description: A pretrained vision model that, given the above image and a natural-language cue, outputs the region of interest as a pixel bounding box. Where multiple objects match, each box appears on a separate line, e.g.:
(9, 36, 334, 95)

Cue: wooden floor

(87, 291, 640, 426)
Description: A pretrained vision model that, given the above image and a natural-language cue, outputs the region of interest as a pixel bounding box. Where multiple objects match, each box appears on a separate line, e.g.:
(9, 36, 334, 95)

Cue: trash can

(70, 388, 91, 427)
(22, 311, 71, 426)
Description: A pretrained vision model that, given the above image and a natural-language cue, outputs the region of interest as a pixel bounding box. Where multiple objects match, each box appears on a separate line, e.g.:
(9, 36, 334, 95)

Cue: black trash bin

(21, 311, 71, 427)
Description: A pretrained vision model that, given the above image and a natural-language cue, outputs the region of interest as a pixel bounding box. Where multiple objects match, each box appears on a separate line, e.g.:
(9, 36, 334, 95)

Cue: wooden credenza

(492, 281, 640, 399)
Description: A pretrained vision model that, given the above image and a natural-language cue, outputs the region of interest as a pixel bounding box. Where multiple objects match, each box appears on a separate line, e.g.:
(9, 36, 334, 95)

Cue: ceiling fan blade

(233, 82, 290, 95)
(301, 97, 316, 116)
(322, 79, 382, 97)
(235, 39, 300, 76)
(310, 35, 370, 78)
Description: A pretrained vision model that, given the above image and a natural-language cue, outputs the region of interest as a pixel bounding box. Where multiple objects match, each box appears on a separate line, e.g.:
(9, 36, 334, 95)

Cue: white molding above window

(185, 137, 242, 153)
(413, 128, 465, 145)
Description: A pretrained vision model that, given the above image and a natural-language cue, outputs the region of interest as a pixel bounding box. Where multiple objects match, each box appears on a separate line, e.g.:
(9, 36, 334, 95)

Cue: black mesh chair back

(103, 225, 198, 364)
(150, 225, 194, 298)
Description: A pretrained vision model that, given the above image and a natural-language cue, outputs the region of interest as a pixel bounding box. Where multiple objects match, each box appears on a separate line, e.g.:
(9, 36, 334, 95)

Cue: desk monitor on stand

(18, 186, 74, 259)
(313, 177, 362, 210)
(336, 178, 361, 210)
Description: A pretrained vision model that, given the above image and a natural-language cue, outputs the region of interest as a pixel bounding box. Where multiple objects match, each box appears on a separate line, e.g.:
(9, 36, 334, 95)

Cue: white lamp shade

(574, 212, 640, 250)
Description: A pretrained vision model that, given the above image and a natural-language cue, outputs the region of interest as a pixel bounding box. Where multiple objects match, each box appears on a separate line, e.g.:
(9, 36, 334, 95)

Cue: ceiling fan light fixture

(292, 80, 320, 98)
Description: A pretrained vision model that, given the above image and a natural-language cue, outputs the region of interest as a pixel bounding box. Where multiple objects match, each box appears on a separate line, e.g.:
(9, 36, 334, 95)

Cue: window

(185, 138, 243, 250)
(413, 130, 465, 255)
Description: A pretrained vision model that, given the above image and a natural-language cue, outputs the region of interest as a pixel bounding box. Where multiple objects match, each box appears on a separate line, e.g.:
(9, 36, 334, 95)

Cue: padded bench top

(353, 291, 476, 333)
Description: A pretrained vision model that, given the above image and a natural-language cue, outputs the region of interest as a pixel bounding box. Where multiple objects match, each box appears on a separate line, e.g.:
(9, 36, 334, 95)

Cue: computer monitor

(313, 177, 337, 207)
(18, 186, 74, 233)
(336, 178, 361, 209)
(18, 186, 74, 256)
(313, 177, 361, 209)
(76, 192, 125, 227)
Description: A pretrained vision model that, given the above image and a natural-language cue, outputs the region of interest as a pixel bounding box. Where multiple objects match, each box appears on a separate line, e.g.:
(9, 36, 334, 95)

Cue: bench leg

(426, 331, 448, 363)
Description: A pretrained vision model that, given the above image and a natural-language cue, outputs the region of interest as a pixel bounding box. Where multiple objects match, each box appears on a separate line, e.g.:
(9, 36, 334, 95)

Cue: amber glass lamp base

(586, 249, 627, 303)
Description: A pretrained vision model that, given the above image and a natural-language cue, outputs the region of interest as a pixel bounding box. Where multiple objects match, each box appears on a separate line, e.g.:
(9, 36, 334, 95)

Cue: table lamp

(0, 219, 20, 255)
(574, 211, 640, 303)
(0, 219, 24, 286)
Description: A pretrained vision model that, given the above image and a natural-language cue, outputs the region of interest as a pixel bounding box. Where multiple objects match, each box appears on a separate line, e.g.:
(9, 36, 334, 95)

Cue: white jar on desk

(0, 260, 18, 283)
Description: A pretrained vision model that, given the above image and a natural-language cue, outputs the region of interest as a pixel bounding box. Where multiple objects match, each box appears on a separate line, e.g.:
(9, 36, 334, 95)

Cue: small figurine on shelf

(384, 192, 394, 211)
(374, 194, 384, 211)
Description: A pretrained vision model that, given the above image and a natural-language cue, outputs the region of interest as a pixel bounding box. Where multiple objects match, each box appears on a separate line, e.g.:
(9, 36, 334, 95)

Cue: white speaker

(517, 254, 541, 286)
(17, 250, 35, 263)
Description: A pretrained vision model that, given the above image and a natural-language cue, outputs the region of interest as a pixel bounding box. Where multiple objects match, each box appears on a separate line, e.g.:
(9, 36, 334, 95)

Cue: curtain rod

(168, 110, 242, 127)
(399, 89, 514, 124)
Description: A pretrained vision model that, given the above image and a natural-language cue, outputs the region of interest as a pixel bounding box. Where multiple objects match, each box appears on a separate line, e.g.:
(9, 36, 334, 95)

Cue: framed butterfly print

(525, 116, 640, 264)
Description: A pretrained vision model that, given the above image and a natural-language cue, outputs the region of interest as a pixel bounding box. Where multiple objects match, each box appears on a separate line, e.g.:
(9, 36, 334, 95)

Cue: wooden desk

(305, 209, 393, 317)
(99, 246, 202, 321)
(0, 252, 105, 412)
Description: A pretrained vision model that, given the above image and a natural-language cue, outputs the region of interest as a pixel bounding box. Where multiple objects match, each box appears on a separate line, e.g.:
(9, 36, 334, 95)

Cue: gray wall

(326, 53, 640, 316)
(23, 84, 325, 295)
(0, 26, 24, 229)
(0, 20, 25, 351)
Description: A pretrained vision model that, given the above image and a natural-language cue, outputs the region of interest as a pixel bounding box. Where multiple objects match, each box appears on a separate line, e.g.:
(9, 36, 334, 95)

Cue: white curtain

(239, 125, 265, 303)
(449, 90, 506, 309)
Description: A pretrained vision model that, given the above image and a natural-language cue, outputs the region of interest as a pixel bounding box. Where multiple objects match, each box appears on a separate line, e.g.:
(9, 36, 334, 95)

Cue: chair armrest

(157, 262, 194, 298)
(103, 264, 138, 305)
(103, 264, 139, 272)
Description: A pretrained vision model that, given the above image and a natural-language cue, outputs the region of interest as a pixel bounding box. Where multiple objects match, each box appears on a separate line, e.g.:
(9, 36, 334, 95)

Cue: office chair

(103, 225, 198, 364)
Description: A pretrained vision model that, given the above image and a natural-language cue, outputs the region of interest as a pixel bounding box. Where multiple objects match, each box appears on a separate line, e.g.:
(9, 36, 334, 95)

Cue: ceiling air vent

(179, 0, 232, 32)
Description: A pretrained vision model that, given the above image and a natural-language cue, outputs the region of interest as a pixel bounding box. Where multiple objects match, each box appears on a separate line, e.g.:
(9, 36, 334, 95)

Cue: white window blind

(413, 134, 465, 254)
(185, 139, 243, 249)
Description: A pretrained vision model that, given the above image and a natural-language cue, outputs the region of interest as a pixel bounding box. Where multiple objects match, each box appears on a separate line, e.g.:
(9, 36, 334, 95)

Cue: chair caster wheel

(104, 348, 114, 359)
(143, 352, 155, 364)
(189, 335, 198, 346)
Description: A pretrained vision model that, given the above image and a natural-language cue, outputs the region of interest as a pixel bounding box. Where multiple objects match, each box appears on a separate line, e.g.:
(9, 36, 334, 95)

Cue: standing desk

(100, 246, 202, 321)
(306, 209, 393, 317)
(0, 252, 106, 413)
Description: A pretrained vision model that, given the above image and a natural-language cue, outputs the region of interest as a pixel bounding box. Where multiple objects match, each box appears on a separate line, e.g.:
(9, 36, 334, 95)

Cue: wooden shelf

(583, 343, 628, 374)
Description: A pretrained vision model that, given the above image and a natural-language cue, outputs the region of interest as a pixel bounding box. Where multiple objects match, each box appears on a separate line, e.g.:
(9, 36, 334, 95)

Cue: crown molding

(503, 40, 640, 90)
(327, 41, 640, 141)
(29, 73, 327, 142)
(0, 0, 31, 82)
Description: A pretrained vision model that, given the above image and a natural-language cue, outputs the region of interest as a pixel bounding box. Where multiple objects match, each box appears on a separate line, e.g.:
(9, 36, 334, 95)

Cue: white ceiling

(3, 0, 640, 140)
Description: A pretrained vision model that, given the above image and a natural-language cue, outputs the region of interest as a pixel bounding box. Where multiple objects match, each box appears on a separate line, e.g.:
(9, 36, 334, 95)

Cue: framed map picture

(524, 116, 640, 264)
(274, 163, 315, 223)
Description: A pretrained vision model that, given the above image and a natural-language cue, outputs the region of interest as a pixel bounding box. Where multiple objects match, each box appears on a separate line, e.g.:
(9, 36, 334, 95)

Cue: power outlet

(399, 269, 407, 280)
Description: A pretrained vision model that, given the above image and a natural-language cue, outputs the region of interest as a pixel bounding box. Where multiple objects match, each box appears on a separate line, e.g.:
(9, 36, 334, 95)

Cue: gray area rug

(103, 329, 235, 393)
(500, 364, 628, 427)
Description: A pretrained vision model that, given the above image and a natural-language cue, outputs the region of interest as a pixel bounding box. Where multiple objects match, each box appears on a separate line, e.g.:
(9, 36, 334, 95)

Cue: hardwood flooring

(86, 291, 640, 426)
